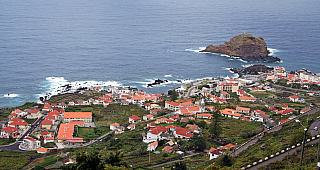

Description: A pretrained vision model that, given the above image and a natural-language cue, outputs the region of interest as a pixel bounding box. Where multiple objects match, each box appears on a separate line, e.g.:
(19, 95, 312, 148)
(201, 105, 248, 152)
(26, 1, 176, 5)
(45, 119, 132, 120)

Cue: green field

(249, 91, 278, 99)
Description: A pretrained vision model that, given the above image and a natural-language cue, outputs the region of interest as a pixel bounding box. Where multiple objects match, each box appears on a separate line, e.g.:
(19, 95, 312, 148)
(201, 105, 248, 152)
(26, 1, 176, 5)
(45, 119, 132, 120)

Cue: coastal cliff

(201, 33, 280, 62)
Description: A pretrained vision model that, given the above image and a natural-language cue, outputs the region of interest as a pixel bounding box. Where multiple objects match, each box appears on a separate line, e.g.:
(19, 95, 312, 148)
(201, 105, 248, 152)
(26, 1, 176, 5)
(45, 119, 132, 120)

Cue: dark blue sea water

(1, 0, 320, 108)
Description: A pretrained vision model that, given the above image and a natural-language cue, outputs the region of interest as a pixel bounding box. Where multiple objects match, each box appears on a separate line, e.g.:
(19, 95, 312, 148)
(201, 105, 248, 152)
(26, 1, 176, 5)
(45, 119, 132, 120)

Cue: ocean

(0, 0, 320, 108)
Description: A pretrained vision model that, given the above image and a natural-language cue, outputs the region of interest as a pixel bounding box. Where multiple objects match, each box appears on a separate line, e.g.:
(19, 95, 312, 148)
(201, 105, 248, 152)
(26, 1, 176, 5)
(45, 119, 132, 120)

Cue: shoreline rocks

(200, 33, 281, 62)
(230, 64, 273, 77)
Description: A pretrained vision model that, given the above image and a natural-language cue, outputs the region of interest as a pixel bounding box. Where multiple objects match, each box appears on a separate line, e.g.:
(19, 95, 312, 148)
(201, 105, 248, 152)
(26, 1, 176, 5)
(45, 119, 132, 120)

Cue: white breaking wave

(164, 75, 172, 77)
(3, 93, 19, 98)
(267, 48, 280, 56)
(242, 64, 254, 68)
(39, 77, 121, 101)
(185, 47, 206, 53)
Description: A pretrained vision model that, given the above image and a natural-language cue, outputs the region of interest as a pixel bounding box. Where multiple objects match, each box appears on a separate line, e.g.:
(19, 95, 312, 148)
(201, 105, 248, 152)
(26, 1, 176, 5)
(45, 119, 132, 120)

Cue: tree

(171, 89, 178, 101)
(172, 161, 187, 170)
(216, 155, 234, 167)
(105, 151, 128, 167)
(209, 110, 222, 139)
(190, 135, 206, 151)
(62, 151, 104, 170)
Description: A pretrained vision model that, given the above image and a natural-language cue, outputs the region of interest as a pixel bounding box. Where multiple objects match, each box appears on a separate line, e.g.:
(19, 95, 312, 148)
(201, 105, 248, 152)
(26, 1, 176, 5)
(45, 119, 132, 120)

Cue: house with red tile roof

(143, 126, 168, 143)
(220, 108, 242, 119)
(41, 119, 54, 130)
(69, 121, 85, 127)
(155, 117, 169, 124)
(162, 146, 173, 153)
(278, 119, 290, 125)
(236, 106, 250, 114)
(67, 137, 84, 146)
(280, 104, 288, 109)
(147, 141, 158, 151)
(220, 91, 230, 99)
(48, 110, 60, 119)
(42, 103, 52, 112)
(127, 123, 135, 130)
(147, 122, 156, 128)
(280, 109, 294, 115)
(268, 107, 278, 112)
(150, 108, 163, 115)
(37, 148, 49, 154)
(237, 89, 248, 97)
(63, 112, 92, 123)
(174, 127, 194, 139)
(220, 143, 236, 150)
(129, 115, 141, 123)
(40, 131, 53, 139)
(197, 113, 213, 119)
(143, 114, 154, 121)
(300, 108, 311, 114)
(44, 137, 54, 144)
(22, 136, 41, 150)
(170, 115, 180, 121)
(239, 96, 255, 102)
(27, 109, 40, 119)
(110, 122, 120, 130)
(8, 118, 27, 130)
(1, 126, 19, 138)
(186, 124, 200, 133)
(165, 101, 181, 111)
(103, 99, 113, 107)
(288, 95, 299, 102)
(209, 147, 222, 160)
(11, 109, 27, 117)
(57, 123, 74, 143)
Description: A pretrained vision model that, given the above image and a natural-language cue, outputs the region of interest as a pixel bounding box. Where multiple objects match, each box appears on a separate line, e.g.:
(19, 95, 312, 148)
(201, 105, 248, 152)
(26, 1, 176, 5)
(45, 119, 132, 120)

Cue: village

(1, 65, 320, 169)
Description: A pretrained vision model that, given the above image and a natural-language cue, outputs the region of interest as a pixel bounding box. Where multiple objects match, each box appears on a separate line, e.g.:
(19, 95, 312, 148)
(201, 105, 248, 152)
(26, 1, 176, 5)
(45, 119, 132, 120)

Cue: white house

(143, 114, 154, 121)
(143, 126, 168, 143)
(288, 95, 299, 102)
(209, 147, 221, 160)
(0, 126, 19, 138)
(22, 136, 41, 150)
(129, 115, 141, 123)
(147, 141, 158, 151)
(110, 122, 120, 130)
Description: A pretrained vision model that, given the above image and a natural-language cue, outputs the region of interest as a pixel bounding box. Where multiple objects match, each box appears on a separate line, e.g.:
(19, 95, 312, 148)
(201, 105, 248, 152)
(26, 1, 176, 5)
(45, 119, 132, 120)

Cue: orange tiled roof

(64, 112, 92, 119)
(37, 148, 48, 152)
(1, 126, 18, 133)
(69, 121, 85, 125)
(57, 123, 74, 140)
(236, 106, 250, 111)
(239, 96, 255, 100)
(110, 122, 120, 127)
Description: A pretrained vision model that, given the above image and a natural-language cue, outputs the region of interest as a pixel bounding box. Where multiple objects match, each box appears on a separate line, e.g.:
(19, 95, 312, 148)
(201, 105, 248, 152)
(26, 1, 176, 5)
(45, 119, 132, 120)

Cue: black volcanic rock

(230, 64, 273, 76)
(201, 33, 280, 62)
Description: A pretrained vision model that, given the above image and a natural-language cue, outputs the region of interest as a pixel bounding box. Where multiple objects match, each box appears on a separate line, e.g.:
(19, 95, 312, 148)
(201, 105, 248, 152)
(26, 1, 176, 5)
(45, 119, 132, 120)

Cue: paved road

(232, 107, 320, 157)
(248, 137, 320, 170)
(0, 116, 44, 152)
(271, 83, 320, 93)
(243, 110, 320, 169)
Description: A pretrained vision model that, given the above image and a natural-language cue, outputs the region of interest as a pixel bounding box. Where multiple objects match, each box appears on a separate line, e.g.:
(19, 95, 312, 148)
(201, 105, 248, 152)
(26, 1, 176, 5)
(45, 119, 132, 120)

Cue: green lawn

(249, 91, 278, 99)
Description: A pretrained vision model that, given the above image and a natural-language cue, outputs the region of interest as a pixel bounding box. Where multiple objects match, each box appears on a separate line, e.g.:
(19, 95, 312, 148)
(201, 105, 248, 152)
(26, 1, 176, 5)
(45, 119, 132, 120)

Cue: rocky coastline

(200, 33, 281, 62)
(230, 64, 273, 77)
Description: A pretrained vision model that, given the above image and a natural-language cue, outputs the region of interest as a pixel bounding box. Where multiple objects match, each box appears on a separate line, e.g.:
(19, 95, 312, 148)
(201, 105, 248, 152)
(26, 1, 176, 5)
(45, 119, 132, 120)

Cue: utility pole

(300, 128, 308, 168)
